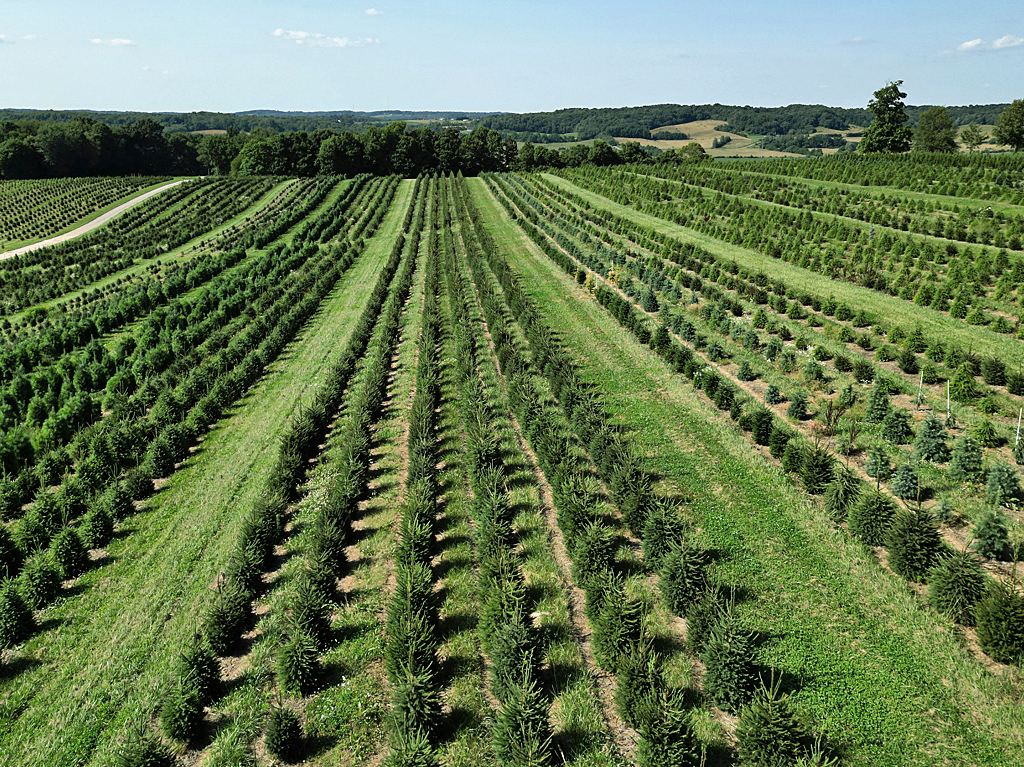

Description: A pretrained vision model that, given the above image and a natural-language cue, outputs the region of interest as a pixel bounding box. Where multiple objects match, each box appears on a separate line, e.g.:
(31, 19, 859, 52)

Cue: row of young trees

(487, 171, 1024, 670)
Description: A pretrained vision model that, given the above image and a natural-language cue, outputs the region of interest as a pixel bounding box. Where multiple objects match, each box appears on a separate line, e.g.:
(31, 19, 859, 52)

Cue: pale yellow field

(616, 119, 801, 158)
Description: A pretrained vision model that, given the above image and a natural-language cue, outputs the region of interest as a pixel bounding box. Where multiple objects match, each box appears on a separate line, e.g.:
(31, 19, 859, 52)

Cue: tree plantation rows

(1, 160, 1023, 767)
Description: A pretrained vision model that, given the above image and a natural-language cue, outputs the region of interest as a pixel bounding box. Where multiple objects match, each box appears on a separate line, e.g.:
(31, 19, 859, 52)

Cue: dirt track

(0, 179, 190, 260)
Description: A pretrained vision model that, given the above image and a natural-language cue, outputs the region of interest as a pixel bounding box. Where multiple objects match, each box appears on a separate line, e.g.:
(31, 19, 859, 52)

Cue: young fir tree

(765, 384, 784, 406)
(928, 549, 986, 625)
(641, 501, 687, 570)
(865, 446, 892, 481)
(801, 444, 834, 495)
(0, 580, 35, 649)
(973, 508, 1012, 560)
(701, 619, 759, 714)
(615, 643, 665, 729)
(848, 490, 898, 546)
(737, 360, 758, 382)
(986, 462, 1022, 506)
(865, 384, 891, 423)
(787, 391, 809, 421)
(975, 580, 1024, 664)
(735, 679, 807, 767)
(824, 463, 862, 522)
(949, 435, 984, 483)
(492, 675, 553, 767)
(659, 543, 708, 616)
(886, 509, 944, 581)
(635, 688, 702, 767)
(881, 409, 914, 445)
(970, 418, 1000, 448)
(890, 464, 922, 501)
(265, 706, 303, 763)
(914, 414, 950, 462)
(949, 363, 979, 403)
(1015, 436, 1024, 465)
(276, 630, 321, 696)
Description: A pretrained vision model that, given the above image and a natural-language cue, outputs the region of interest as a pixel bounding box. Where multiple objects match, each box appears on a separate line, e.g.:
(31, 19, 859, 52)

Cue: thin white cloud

(273, 29, 378, 47)
(957, 38, 984, 51)
(91, 38, 135, 46)
(365, 8, 383, 15)
(0, 35, 13, 44)
(993, 34, 1024, 49)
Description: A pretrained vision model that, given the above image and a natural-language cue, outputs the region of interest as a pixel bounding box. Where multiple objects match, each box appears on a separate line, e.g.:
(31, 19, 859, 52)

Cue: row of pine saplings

(0, 181, 397, 666)
(461, 175, 830, 766)
(120, 175, 421, 763)
(516, 178, 1024, 673)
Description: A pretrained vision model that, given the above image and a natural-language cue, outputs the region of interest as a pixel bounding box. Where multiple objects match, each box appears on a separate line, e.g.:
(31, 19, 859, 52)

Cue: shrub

(50, 527, 88, 580)
(659, 544, 708, 616)
(881, 409, 913, 445)
(973, 508, 1012, 560)
(975, 580, 1024, 664)
(886, 510, 943, 581)
(914, 415, 949, 462)
(0, 580, 36, 649)
(18, 551, 61, 609)
(735, 681, 806, 767)
(986, 463, 1022, 506)
(701, 619, 758, 714)
(949, 436, 984, 482)
(265, 706, 303, 762)
(277, 630, 321, 696)
(848, 490, 897, 546)
(928, 550, 986, 625)
(824, 463, 861, 522)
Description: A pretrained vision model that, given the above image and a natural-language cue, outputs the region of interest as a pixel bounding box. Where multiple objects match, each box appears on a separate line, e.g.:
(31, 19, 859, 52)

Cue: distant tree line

(0, 117, 525, 179)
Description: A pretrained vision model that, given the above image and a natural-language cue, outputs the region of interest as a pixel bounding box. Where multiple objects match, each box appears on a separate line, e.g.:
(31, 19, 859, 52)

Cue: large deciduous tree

(860, 80, 913, 153)
(993, 99, 1024, 152)
(913, 106, 958, 153)
(959, 123, 987, 153)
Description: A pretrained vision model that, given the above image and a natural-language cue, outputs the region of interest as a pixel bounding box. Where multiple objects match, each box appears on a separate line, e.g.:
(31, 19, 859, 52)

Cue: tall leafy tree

(959, 123, 987, 152)
(860, 80, 913, 153)
(993, 99, 1024, 152)
(913, 106, 958, 153)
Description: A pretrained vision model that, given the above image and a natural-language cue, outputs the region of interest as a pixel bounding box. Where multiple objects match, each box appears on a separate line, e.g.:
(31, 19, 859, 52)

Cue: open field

(2, 154, 1024, 766)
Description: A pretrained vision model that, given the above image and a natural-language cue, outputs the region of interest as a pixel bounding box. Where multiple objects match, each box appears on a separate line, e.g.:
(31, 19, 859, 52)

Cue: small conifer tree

(0, 525, 23, 580)
(975, 580, 1024, 664)
(801, 444, 834, 495)
(949, 363, 978, 403)
(973, 508, 1012, 560)
(701, 619, 758, 714)
(635, 689, 702, 767)
(848, 490, 898, 546)
(765, 384, 784, 406)
(18, 551, 61, 609)
(928, 549, 986, 625)
(865, 446, 891, 480)
(265, 706, 303, 762)
(970, 418, 1000, 448)
(881, 409, 914, 445)
(685, 590, 723, 655)
(890, 464, 922, 501)
(914, 414, 950, 462)
(492, 675, 553, 767)
(737, 360, 758, 381)
(986, 462, 1022, 506)
(787, 391, 809, 421)
(949, 435, 984, 483)
(50, 527, 88, 580)
(641, 502, 687, 570)
(0, 580, 36, 649)
(865, 384, 890, 423)
(824, 463, 862, 522)
(276, 630, 321, 696)
(735, 679, 806, 767)
(886, 509, 944, 581)
(659, 544, 708, 616)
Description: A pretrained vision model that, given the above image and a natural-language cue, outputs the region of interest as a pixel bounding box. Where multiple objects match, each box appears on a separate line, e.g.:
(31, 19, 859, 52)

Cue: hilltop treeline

(480, 102, 1011, 140)
(0, 117, 523, 179)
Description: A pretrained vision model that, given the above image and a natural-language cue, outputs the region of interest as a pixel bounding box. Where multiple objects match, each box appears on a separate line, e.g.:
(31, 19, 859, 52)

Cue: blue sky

(1, 0, 1021, 114)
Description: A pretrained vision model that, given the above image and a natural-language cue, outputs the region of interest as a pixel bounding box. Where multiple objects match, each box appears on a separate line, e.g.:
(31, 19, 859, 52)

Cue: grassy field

(468, 175, 1024, 767)
(0, 181, 414, 767)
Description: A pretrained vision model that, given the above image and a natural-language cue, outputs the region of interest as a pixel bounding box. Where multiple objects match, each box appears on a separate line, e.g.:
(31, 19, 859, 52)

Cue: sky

(1, 0, 1022, 114)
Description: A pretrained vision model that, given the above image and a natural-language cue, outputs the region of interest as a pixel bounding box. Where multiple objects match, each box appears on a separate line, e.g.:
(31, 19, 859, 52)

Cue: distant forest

(480, 103, 1011, 140)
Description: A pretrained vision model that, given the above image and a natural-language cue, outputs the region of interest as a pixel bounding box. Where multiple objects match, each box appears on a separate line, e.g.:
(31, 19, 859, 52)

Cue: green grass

(0, 180, 413, 767)
(470, 175, 1024, 767)
(543, 173, 1024, 370)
